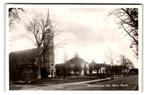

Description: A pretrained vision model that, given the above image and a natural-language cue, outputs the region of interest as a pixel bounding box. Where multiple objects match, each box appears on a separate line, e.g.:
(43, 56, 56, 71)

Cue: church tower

(43, 9, 55, 77)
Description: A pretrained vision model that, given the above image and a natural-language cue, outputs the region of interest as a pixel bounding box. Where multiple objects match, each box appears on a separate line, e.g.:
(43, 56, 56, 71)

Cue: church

(9, 10, 55, 82)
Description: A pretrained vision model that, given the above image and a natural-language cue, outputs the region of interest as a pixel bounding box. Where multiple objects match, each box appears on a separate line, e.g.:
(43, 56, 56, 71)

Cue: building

(9, 48, 38, 81)
(9, 10, 55, 82)
(42, 10, 55, 78)
(55, 55, 89, 77)
(89, 61, 108, 75)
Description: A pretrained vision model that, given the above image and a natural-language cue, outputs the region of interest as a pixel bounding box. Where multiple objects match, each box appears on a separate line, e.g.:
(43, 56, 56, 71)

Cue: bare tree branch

(111, 8, 138, 57)
(121, 23, 138, 45)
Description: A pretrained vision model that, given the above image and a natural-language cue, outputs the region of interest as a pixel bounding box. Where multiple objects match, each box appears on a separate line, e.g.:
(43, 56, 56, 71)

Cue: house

(89, 60, 108, 75)
(55, 55, 89, 77)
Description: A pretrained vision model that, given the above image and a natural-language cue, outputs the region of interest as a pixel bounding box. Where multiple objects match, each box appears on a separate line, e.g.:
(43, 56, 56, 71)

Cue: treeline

(55, 63, 138, 78)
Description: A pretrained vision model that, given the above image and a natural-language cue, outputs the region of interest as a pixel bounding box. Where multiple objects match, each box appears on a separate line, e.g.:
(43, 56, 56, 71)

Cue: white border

(3, 3, 144, 95)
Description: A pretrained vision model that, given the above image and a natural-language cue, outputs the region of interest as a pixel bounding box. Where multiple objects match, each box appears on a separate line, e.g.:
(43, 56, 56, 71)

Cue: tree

(112, 8, 138, 57)
(25, 10, 54, 79)
(9, 8, 24, 31)
(119, 55, 134, 69)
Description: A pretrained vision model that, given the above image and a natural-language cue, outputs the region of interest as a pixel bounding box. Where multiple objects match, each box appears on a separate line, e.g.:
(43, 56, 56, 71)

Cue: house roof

(65, 55, 89, 65)
(90, 61, 107, 67)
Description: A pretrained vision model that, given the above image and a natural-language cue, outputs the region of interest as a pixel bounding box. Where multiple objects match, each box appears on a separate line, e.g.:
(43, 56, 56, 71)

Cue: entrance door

(40, 67, 48, 79)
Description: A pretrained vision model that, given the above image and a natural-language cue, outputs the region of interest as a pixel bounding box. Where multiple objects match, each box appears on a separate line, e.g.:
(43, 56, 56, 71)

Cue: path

(13, 77, 111, 90)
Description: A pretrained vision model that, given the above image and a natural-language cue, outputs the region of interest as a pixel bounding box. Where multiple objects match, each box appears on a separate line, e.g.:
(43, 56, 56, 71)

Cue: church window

(51, 64, 54, 67)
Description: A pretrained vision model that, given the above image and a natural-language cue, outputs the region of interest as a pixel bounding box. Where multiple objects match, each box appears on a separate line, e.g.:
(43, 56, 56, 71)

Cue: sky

(8, 6, 138, 67)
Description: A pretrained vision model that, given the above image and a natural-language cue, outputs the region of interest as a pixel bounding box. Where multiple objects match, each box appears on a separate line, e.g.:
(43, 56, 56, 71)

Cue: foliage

(9, 8, 24, 31)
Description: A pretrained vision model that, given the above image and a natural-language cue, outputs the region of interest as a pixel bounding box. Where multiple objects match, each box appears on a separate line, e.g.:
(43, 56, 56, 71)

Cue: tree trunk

(37, 65, 41, 79)
(37, 47, 42, 79)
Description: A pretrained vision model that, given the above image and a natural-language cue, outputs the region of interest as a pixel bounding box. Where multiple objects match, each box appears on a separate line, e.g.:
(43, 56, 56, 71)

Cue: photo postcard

(6, 3, 142, 91)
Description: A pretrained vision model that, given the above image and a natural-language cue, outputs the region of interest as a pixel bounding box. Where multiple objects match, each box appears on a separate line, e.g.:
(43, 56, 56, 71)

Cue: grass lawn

(86, 75, 138, 90)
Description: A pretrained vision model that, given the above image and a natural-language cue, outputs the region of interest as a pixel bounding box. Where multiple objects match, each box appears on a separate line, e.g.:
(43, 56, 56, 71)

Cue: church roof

(9, 48, 38, 65)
